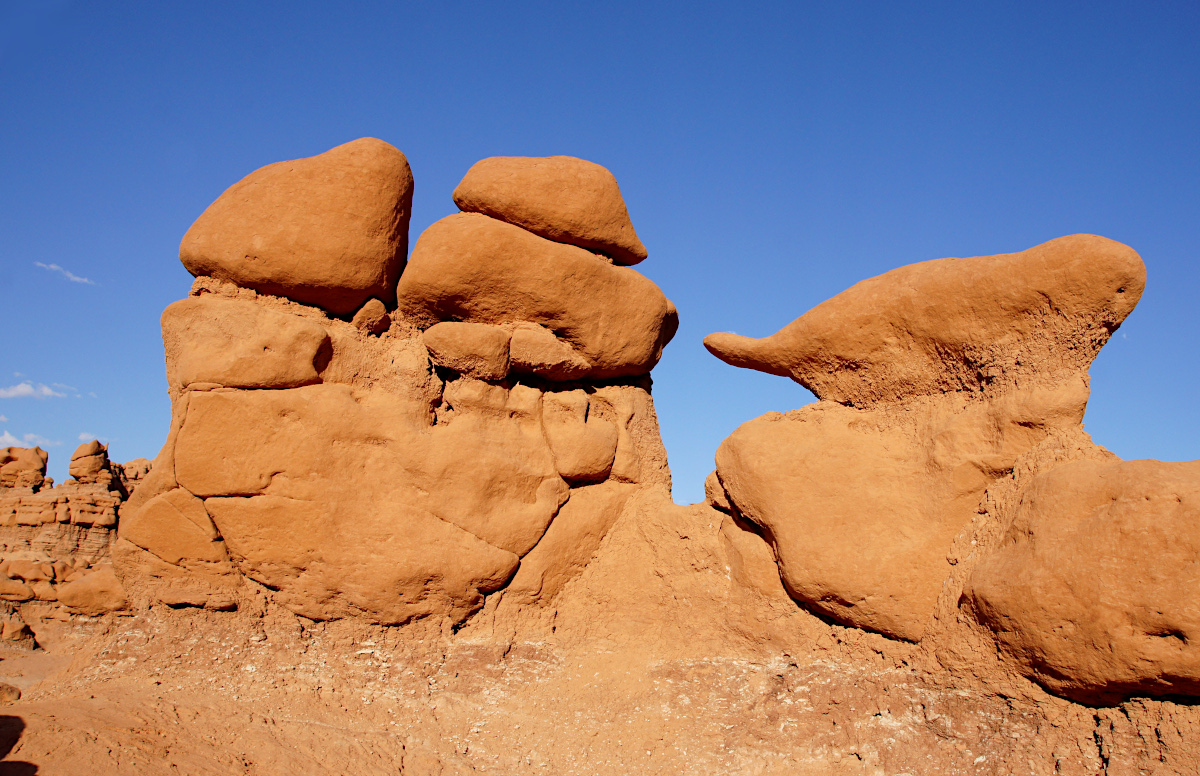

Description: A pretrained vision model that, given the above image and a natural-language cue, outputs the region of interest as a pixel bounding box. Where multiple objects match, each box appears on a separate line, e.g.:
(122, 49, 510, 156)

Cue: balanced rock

(708, 235, 1144, 641)
(396, 213, 675, 379)
(69, 440, 111, 484)
(705, 234, 1145, 406)
(180, 138, 414, 316)
(966, 459, 1200, 704)
(120, 143, 673, 629)
(453, 156, 648, 265)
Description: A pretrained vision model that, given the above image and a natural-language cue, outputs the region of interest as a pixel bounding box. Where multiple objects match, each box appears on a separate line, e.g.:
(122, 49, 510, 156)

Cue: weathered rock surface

(705, 234, 1145, 406)
(708, 235, 1144, 642)
(715, 380, 1090, 641)
(395, 213, 675, 379)
(542, 390, 619, 483)
(453, 155, 648, 265)
(509, 323, 593, 380)
(0, 447, 48, 490)
(180, 138, 414, 316)
(118, 488, 226, 566)
(162, 296, 330, 396)
(966, 459, 1200, 704)
(54, 565, 127, 615)
(422, 321, 511, 381)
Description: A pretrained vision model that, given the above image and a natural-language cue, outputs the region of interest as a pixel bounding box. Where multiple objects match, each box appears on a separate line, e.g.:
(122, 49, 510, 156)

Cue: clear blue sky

(1, 2, 1197, 502)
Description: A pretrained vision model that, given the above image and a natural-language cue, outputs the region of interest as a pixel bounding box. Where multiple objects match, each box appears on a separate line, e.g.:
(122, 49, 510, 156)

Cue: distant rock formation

(0, 441, 144, 645)
(117, 142, 674, 625)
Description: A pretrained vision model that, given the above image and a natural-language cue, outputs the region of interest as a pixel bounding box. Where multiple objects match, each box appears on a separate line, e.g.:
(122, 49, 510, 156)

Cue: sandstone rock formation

(14, 144, 1200, 774)
(180, 138, 414, 316)
(395, 213, 676, 379)
(0, 447, 47, 491)
(707, 235, 1146, 641)
(0, 442, 143, 646)
(118, 144, 673, 629)
(705, 234, 1144, 405)
(966, 458, 1200, 705)
(453, 155, 648, 265)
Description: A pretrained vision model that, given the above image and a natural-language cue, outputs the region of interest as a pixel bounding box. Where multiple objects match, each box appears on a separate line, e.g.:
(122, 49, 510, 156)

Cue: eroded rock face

(180, 138, 414, 316)
(708, 235, 1145, 642)
(396, 213, 675, 379)
(453, 155, 648, 265)
(119, 145, 673, 627)
(0, 447, 47, 491)
(705, 234, 1144, 406)
(162, 296, 330, 396)
(966, 459, 1200, 704)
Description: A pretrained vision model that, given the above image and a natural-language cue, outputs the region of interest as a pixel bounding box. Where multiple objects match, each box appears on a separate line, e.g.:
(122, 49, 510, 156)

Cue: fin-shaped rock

(705, 234, 1145, 406)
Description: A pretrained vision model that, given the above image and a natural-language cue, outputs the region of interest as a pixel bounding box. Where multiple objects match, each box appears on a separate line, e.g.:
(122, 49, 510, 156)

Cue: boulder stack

(398, 156, 675, 381)
(117, 144, 674, 626)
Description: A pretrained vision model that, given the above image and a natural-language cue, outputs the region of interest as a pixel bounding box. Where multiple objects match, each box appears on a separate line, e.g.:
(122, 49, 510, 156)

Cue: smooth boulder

(396, 213, 674, 379)
(453, 156, 648, 265)
(180, 138, 414, 316)
(966, 459, 1200, 704)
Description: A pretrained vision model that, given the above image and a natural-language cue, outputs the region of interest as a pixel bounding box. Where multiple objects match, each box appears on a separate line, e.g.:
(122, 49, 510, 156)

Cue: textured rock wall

(116, 142, 675, 631)
(0, 442, 141, 646)
(706, 232, 1200, 711)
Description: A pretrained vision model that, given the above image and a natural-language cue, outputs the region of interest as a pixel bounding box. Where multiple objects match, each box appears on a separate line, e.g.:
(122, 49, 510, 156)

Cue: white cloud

(52, 382, 77, 392)
(78, 432, 94, 441)
(0, 431, 19, 446)
(22, 433, 58, 447)
(0, 382, 65, 399)
(0, 415, 6, 422)
(34, 261, 94, 285)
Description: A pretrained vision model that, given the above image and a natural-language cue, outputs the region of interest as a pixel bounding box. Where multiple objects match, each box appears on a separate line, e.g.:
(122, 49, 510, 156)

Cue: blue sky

(1, 2, 1197, 502)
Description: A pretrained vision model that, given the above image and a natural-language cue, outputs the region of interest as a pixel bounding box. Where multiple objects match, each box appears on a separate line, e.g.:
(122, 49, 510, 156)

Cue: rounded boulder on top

(179, 137, 414, 317)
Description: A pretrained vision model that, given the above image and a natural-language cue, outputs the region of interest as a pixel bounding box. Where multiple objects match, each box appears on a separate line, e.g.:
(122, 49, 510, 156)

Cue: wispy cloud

(0, 382, 65, 399)
(0, 415, 6, 422)
(0, 429, 60, 448)
(34, 261, 95, 285)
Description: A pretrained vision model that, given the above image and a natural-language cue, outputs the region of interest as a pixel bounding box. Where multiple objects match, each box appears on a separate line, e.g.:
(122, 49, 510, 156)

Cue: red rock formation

(118, 144, 674, 629)
(180, 138, 414, 316)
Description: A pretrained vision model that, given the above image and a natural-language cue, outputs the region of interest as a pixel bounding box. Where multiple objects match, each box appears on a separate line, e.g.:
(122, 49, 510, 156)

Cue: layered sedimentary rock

(707, 235, 1146, 641)
(118, 144, 674, 627)
(0, 441, 139, 642)
(179, 138, 414, 316)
